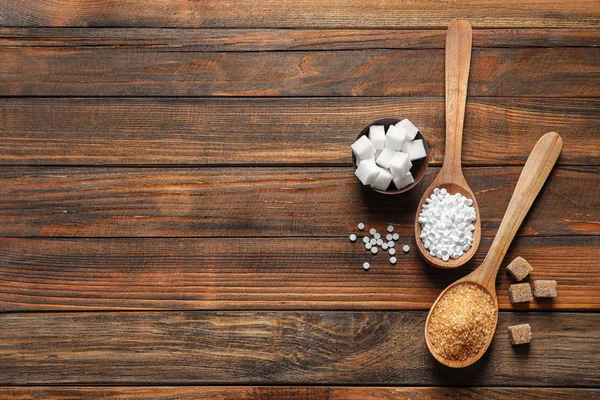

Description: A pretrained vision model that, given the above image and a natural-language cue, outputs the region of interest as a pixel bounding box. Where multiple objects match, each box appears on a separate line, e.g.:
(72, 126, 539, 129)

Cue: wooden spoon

(415, 18, 480, 269)
(425, 132, 563, 368)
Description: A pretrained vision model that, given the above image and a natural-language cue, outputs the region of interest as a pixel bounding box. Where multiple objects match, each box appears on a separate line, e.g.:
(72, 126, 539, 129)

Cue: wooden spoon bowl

(425, 132, 562, 368)
(414, 18, 480, 269)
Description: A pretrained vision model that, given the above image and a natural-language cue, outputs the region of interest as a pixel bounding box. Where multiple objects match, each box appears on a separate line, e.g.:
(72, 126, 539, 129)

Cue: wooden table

(0, 1, 599, 398)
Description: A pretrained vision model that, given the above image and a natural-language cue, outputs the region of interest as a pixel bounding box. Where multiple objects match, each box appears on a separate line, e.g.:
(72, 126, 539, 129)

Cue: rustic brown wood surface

(0, 311, 599, 386)
(0, 387, 598, 399)
(0, 236, 597, 311)
(2, 47, 598, 97)
(1, 98, 597, 166)
(0, 0, 598, 398)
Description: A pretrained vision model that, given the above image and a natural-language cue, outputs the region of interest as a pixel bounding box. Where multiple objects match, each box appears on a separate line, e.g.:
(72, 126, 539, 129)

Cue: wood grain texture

(0, 311, 598, 386)
(0, 236, 597, 311)
(0, 387, 597, 399)
(1, 47, 598, 97)
(3, 28, 600, 50)
(1, 98, 598, 166)
(1, 1, 599, 28)
(0, 166, 595, 238)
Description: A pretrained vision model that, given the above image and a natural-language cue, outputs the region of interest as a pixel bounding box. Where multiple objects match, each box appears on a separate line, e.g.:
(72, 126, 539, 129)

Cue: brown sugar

(533, 280, 558, 298)
(506, 256, 533, 282)
(508, 323, 532, 345)
(508, 283, 533, 304)
(427, 283, 497, 361)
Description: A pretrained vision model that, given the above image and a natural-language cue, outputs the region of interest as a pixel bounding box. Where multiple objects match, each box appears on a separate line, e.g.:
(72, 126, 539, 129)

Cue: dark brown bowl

(352, 118, 430, 194)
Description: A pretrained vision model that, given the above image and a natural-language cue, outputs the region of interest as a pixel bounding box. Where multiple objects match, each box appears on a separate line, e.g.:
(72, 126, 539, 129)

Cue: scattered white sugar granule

(387, 225, 394, 233)
(363, 262, 370, 270)
(390, 256, 397, 264)
(349, 234, 357, 242)
(388, 241, 395, 248)
(382, 243, 388, 250)
(403, 245, 410, 253)
(392, 233, 399, 240)
(363, 236, 370, 244)
(389, 248, 396, 256)
(376, 239, 383, 246)
(371, 247, 378, 255)
(386, 234, 393, 241)
(370, 238, 377, 245)
(369, 228, 377, 235)
(374, 232, 381, 239)
(365, 243, 372, 250)
(418, 188, 477, 262)
(358, 223, 365, 231)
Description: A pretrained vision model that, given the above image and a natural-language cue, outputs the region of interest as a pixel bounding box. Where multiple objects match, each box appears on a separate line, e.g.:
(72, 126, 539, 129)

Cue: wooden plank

(0, 387, 597, 399)
(1, 48, 598, 97)
(2, 28, 600, 50)
(0, 166, 595, 238)
(0, 311, 598, 386)
(0, 236, 597, 311)
(1, 1, 599, 28)
(1, 97, 597, 166)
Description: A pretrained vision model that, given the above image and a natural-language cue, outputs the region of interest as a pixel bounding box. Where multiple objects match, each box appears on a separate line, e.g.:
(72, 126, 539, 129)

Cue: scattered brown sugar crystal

(506, 256, 533, 282)
(427, 283, 497, 361)
(508, 323, 532, 345)
(508, 283, 533, 304)
(533, 280, 558, 298)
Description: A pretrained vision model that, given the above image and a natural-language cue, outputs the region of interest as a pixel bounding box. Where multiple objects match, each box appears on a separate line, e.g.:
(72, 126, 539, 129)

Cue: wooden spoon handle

(479, 132, 563, 287)
(442, 18, 472, 178)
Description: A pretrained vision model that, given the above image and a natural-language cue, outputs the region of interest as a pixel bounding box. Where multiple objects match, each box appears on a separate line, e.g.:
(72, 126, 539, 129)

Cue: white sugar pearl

(363, 262, 370, 270)
(388, 241, 395, 248)
(363, 236, 370, 244)
(417, 187, 477, 262)
(374, 233, 381, 239)
(382, 243, 388, 250)
(387, 225, 394, 233)
(371, 247, 378, 255)
(365, 243, 372, 250)
(370, 238, 377, 245)
(358, 223, 365, 230)
(369, 228, 377, 235)
(403, 245, 410, 253)
(376, 239, 383, 246)
(392, 233, 399, 240)
(390, 256, 397, 264)
(386, 234, 393, 241)
(349, 234, 357, 242)
(389, 248, 396, 256)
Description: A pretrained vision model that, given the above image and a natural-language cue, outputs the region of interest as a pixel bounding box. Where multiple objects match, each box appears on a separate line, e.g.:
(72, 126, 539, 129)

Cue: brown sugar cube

(533, 280, 558, 298)
(508, 323, 532, 345)
(506, 256, 533, 281)
(508, 283, 533, 304)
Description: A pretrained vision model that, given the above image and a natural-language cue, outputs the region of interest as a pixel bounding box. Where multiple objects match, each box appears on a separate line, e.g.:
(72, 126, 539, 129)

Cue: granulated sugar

(428, 283, 496, 361)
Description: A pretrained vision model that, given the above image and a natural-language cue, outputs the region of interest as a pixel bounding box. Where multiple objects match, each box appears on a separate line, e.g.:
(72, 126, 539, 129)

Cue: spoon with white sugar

(425, 132, 562, 368)
(414, 18, 481, 269)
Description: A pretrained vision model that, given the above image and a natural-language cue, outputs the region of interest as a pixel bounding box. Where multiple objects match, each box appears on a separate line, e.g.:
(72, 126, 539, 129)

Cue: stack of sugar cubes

(352, 119, 427, 191)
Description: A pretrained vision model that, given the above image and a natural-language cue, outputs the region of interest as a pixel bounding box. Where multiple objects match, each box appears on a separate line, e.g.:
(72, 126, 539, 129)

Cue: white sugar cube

(371, 167, 393, 191)
(401, 139, 427, 161)
(351, 135, 376, 161)
(374, 149, 382, 160)
(368, 125, 386, 150)
(385, 125, 406, 151)
(388, 152, 412, 177)
(354, 159, 380, 185)
(375, 146, 396, 169)
(395, 119, 419, 141)
(393, 171, 415, 190)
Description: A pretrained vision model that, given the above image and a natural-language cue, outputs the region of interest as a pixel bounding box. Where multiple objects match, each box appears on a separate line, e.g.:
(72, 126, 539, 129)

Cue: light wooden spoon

(425, 131, 563, 368)
(415, 18, 480, 269)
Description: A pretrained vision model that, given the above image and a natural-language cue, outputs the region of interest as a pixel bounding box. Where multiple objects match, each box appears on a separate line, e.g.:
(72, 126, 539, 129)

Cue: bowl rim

(352, 117, 431, 194)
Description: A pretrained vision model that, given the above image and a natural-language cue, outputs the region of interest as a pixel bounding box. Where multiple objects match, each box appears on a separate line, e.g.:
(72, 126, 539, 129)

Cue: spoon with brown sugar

(425, 132, 562, 368)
